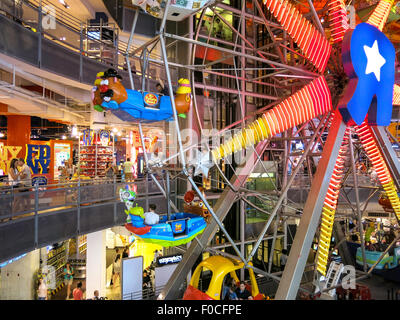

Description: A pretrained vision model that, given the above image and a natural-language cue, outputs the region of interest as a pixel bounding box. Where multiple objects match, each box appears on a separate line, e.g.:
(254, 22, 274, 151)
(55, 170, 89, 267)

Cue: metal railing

(0, 177, 174, 221)
(0, 176, 176, 264)
(0, 0, 178, 87)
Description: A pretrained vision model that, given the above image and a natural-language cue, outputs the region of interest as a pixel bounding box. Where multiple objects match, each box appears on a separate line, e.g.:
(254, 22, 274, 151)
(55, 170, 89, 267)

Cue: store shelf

(79, 131, 114, 177)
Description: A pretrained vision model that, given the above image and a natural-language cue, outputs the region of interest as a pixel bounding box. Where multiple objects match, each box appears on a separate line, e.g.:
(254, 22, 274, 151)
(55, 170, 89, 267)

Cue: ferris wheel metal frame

(122, 0, 400, 300)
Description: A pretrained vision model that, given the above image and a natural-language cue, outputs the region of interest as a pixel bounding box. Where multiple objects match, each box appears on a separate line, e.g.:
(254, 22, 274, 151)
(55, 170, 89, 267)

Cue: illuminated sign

(82, 129, 94, 146)
(98, 129, 111, 146)
(339, 23, 395, 126)
(0, 146, 22, 174)
(26, 144, 51, 174)
(157, 254, 183, 266)
(143, 93, 159, 107)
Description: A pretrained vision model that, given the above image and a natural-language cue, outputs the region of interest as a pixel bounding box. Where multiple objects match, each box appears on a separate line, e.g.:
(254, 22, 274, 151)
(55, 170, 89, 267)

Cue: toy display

(91, 68, 173, 122)
(120, 186, 207, 247)
(174, 78, 191, 118)
(183, 190, 211, 223)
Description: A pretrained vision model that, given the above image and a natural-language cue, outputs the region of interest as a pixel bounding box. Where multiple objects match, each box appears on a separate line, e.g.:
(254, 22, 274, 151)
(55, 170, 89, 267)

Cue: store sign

(339, 22, 395, 126)
(82, 128, 94, 146)
(32, 176, 48, 186)
(26, 144, 51, 174)
(98, 129, 111, 146)
(157, 254, 183, 266)
(143, 93, 159, 107)
(0, 146, 22, 174)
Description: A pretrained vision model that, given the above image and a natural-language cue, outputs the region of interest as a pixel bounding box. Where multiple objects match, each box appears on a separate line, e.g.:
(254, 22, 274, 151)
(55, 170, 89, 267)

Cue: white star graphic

(189, 149, 214, 177)
(363, 40, 386, 82)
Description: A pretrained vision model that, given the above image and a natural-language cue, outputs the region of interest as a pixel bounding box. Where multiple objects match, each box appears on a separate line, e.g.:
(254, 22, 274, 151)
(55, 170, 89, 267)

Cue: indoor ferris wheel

(92, 0, 400, 300)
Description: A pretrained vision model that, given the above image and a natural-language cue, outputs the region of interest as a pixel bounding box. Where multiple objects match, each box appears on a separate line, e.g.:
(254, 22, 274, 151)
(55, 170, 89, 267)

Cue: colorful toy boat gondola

(101, 90, 174, 123)
(356, 246, 400, 270)
(91, 68, 174, 122)
(125, 211, 207, 247)
(120, 187, 207, 247)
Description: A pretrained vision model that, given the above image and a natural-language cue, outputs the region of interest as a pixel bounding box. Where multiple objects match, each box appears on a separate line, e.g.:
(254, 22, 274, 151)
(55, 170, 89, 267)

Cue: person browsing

(18, 158, 32, 188)
(123, 158, 135, 182)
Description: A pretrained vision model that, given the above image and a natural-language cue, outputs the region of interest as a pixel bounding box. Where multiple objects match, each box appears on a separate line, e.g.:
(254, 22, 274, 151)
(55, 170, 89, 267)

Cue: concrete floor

(359, 275, 400, 300)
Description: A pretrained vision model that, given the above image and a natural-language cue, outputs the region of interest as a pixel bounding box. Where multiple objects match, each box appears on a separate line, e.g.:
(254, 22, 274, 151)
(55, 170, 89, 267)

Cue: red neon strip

(328, 0, 349, 44)
(263, 0, 332, 73)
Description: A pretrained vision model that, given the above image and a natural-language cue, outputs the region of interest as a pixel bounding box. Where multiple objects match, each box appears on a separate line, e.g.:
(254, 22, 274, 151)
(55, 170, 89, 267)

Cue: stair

(322, 261, 344, 298)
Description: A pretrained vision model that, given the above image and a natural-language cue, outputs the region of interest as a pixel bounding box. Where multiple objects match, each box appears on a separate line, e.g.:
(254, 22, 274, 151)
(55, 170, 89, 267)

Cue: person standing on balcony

(105, 162, 116, 181)
(123, 158, 135, 182)
(18, 158, 32, 189)
(65, 158, 75, 179)
(37, 278, 48, 300)
(63, 262, 74, 300)
(8, 158, 21, 187)
(112, 249, 121, 287)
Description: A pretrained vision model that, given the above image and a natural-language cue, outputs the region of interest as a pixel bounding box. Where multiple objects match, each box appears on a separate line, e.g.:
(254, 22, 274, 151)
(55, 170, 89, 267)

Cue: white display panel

(121, 256, 143, 300)
(154, 264, 179, 296)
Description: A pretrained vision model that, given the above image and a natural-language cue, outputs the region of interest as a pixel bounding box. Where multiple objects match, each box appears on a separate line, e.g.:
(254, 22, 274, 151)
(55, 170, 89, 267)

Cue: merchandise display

(2, 0, 400, 303)
(79, 130, 114, 178)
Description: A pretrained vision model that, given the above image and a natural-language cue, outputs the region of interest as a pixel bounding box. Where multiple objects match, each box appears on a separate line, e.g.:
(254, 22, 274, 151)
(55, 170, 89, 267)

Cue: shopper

(143, 270, 152, 299)
(122, 247, 129, 259)
(8, 158, 23, 214)
(72, 282, 84, 300)
(93, 290, 100, 300)
(63, 262, 74, 299)
(123, 158, 135, 182)
(65, 158, 75, 178)
(153, 250, 160, 265)
(18, 158, 32, 188)
(112, 249, 121, 287)
(105, 162, 116, 181)
(235, 281, 252, 300)
(144, 204, 159, 225)
(37, 278, 48, 300)
(8, 158, 21, 187)
(117, 161, 124, 182)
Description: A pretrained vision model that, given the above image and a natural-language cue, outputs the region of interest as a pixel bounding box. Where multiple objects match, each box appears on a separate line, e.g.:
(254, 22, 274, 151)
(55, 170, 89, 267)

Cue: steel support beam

(275, 112, 346, 300)
(349, 131, 367, 272)
(159, 140, 269, 300)
(372, 126, 400, 189)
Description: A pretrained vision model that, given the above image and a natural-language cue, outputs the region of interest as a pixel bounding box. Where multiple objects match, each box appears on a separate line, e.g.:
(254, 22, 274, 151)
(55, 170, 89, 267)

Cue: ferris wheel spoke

(366, 0, 395, 31)
(355, 121, 400, 222)
(263, 0, 332, 73)
(211, 76, 332, 161)
(316, 127, 350, 276)
(327, 0, 350, 44)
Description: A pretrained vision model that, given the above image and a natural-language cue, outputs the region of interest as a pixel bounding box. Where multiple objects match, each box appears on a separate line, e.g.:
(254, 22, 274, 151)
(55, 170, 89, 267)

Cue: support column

(86, 230, 107, 299)
(7, 115, 31, 158)
(275, 112, 346, 300)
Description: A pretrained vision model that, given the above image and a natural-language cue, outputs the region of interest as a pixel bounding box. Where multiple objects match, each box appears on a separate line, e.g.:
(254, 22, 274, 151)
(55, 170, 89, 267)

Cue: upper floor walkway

(0, 176, 176, 264)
